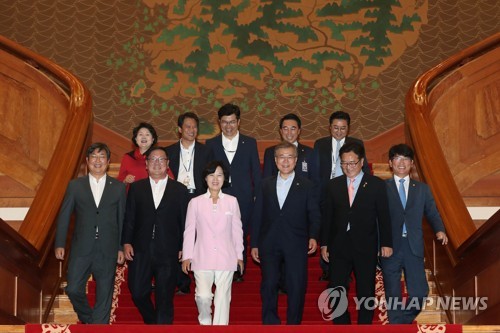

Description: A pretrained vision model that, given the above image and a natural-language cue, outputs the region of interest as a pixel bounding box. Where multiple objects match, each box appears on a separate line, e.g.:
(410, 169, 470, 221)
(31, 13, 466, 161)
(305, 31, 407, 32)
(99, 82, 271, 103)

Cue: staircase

(48, 162, 447, 325)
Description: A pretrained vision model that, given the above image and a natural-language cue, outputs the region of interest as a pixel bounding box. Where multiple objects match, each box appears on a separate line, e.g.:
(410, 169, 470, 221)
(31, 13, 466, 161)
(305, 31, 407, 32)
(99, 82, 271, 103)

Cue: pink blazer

(182, 191, 244, 271)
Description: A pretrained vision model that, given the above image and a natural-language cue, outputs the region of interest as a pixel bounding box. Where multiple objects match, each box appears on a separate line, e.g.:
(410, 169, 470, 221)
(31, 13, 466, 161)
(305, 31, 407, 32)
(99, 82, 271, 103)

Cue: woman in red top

(117, 122, 173, 189)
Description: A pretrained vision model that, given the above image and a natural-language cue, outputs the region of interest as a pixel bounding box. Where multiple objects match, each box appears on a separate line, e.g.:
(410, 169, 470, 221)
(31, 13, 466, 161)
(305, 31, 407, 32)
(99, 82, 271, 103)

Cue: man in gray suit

(381, 144, 448, 324)
(55, 142, 126, 324)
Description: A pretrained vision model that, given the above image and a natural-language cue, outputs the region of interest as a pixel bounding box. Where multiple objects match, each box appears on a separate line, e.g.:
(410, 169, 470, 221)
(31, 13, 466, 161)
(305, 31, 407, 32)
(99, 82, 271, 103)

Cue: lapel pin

(363, 181, 368, 188)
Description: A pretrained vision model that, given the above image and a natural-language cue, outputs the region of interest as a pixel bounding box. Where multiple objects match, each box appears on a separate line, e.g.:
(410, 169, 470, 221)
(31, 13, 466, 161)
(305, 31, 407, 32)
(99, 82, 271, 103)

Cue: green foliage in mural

(107, 0, 423, 119)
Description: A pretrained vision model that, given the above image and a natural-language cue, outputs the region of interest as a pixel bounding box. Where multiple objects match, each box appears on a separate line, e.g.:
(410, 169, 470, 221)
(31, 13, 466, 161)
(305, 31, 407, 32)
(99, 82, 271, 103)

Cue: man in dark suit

(382, 144, 448, 324)
(205, 103, 261, 281)
(262, 113, 316, 180)
(251, 141, 320, 324)
(122, 147, 188, 324)
(321, 141, 392, 324)
(166, 112, 213, 294)
(55, 142, 126, 324)
(314, 111, 370, 280)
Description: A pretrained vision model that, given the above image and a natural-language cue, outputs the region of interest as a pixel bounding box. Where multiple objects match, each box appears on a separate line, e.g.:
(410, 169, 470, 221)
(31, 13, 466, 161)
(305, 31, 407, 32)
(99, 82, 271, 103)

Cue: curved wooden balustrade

(406, 32, 500, 324)
(0, 36, 92, 323)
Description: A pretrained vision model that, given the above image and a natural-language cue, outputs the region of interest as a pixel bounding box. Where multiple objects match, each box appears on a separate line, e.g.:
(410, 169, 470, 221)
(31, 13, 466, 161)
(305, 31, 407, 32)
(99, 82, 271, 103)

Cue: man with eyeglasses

(314, 111, 370, 281)
(205, 103, 261, 282)
(122, 147, 188, 324)
(320, 141, 392, 325)
(381, 144, 447, 324)
(55, 142, 126, 324)
(251, 141, 320, 324)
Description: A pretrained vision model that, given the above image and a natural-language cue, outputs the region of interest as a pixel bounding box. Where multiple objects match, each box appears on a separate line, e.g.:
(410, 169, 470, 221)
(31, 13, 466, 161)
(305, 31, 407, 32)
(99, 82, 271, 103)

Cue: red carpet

(85, 252, 390, 325)
(26, 324, 462, 333)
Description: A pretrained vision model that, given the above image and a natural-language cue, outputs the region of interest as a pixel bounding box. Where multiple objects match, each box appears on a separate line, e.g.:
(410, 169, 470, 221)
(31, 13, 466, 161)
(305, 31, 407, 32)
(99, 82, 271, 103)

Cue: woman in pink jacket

(182, 161, 244, 325)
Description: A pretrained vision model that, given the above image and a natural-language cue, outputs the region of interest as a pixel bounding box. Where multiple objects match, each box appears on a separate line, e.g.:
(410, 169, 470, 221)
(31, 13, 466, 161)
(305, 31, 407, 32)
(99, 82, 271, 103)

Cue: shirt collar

(278, 171, 295, 183)
(203, 189, 225, 199)
(222, 131, 239, 145)
(394, 174, 410, 183)
(89, 173, 106, 184)
(180, 139, 195, 152)
(149, 176, 168, 186)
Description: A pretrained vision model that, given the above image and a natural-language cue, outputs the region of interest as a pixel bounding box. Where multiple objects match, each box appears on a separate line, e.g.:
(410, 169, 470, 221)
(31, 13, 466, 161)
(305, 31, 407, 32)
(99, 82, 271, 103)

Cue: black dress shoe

(233, 272, 244, 282)
(319, 271, 329, 281)
(175, 287, 190, 295)
(278, 287, 287, 295)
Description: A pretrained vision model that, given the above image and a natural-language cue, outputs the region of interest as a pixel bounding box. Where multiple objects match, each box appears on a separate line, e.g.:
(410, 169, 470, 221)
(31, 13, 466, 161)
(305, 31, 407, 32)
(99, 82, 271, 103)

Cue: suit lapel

(406, 179, 417, 210)
(216, 135, 231, 165)
(351, 174, 369, 207)
(98, 176, 115, 208)
(232, 135, 246, 164)
(83, 175, 98, 209)
(157, 179, 172, 210)
(170, 143, 181, 176)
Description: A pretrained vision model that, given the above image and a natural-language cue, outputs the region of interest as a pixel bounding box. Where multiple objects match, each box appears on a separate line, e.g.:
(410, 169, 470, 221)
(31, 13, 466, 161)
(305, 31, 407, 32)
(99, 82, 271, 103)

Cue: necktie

(348, 178, 355, 206)
(332, 140, 342, 178)
(399, 178, 407, 236)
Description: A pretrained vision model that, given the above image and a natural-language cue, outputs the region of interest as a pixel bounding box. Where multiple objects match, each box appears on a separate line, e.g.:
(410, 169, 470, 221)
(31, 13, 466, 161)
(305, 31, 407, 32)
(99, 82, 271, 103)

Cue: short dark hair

(86, 142, 111, 160)
(329, 111, 351, 126)
(389, 144, 414, 160)
(145, 146, 168, 160)
(202, 160, 230, 188)
(132, 122, 158, 147)
(217, 103, 241, 120)
(279, 113, 301, 129)
(178, 112, 199, 128)
(339, 141, 365, 160)
(274, 141, 298, 157)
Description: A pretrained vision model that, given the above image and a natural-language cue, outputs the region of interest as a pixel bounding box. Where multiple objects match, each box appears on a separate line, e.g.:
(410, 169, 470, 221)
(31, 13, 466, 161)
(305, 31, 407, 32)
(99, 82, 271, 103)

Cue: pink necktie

(348, 178, 355, 206)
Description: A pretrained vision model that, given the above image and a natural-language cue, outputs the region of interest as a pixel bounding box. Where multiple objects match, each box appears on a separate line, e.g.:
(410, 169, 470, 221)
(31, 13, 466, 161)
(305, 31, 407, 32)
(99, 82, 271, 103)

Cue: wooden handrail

(406, 32, 500, 324)
(0, 36, 92, 323)
(405, 33, 499, 251)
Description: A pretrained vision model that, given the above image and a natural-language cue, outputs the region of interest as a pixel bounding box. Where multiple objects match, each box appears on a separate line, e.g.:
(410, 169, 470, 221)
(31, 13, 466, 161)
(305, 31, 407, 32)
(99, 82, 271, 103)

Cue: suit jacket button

(96, 211, 99, 215)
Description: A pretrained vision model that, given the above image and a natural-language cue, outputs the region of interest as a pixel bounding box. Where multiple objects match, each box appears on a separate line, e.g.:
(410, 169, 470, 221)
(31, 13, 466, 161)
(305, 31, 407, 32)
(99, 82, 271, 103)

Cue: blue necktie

(399, 178, 407, 236)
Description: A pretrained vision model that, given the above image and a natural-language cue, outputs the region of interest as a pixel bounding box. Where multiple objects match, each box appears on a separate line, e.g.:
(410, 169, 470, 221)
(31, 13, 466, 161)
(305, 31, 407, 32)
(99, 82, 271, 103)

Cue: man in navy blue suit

(381, 144, 448, 324)
(313, 111, 370, 281)
(205, 103, 261, 281)
(262, 113, 316, 180)
(251, 141, 320, 324)
(166, 112, 214, 295)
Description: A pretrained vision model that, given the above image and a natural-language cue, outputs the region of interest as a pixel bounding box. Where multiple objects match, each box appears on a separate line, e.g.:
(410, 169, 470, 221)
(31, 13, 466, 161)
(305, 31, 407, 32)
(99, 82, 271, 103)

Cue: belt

(187, 188, 196, 194)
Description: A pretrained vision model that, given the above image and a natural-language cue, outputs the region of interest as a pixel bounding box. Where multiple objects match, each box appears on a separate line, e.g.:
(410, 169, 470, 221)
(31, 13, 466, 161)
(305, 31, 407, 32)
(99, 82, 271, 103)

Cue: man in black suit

(321, 141, 392, 324)
(314, 111, 370, 281)
(55, 142, 126, 324)
(205, 103, 261, 281)
(251, 141, 320, 324)
(382, 144, 447, 324)
(122, 147, 188, 324)
(262, 113, 316, 180)
(166, 112, 213, 294)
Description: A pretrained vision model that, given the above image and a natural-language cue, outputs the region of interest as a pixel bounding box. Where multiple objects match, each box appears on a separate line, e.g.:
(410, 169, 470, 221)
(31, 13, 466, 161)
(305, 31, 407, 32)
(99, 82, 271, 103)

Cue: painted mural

(1, 0, 498, 140)
(108, 0, 426, 137)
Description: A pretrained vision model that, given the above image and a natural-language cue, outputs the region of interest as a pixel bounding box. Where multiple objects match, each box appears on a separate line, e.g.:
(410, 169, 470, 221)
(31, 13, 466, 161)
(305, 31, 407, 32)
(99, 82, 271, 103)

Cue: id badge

(302, 160, 308, 172)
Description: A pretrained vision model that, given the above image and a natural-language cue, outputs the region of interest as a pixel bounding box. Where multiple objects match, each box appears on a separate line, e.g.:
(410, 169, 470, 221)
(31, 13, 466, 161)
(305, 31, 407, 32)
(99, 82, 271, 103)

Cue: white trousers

(193, 270, 233, 325)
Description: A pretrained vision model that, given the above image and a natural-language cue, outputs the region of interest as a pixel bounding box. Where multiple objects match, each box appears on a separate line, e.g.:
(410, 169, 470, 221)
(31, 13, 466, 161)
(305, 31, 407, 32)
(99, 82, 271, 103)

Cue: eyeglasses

(148, 157, 168, 164)
(89, 154, 107, 161)
(340, 160, 360, 167)
(221, 120, 238, 126)
(392, 156, 412, 162)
